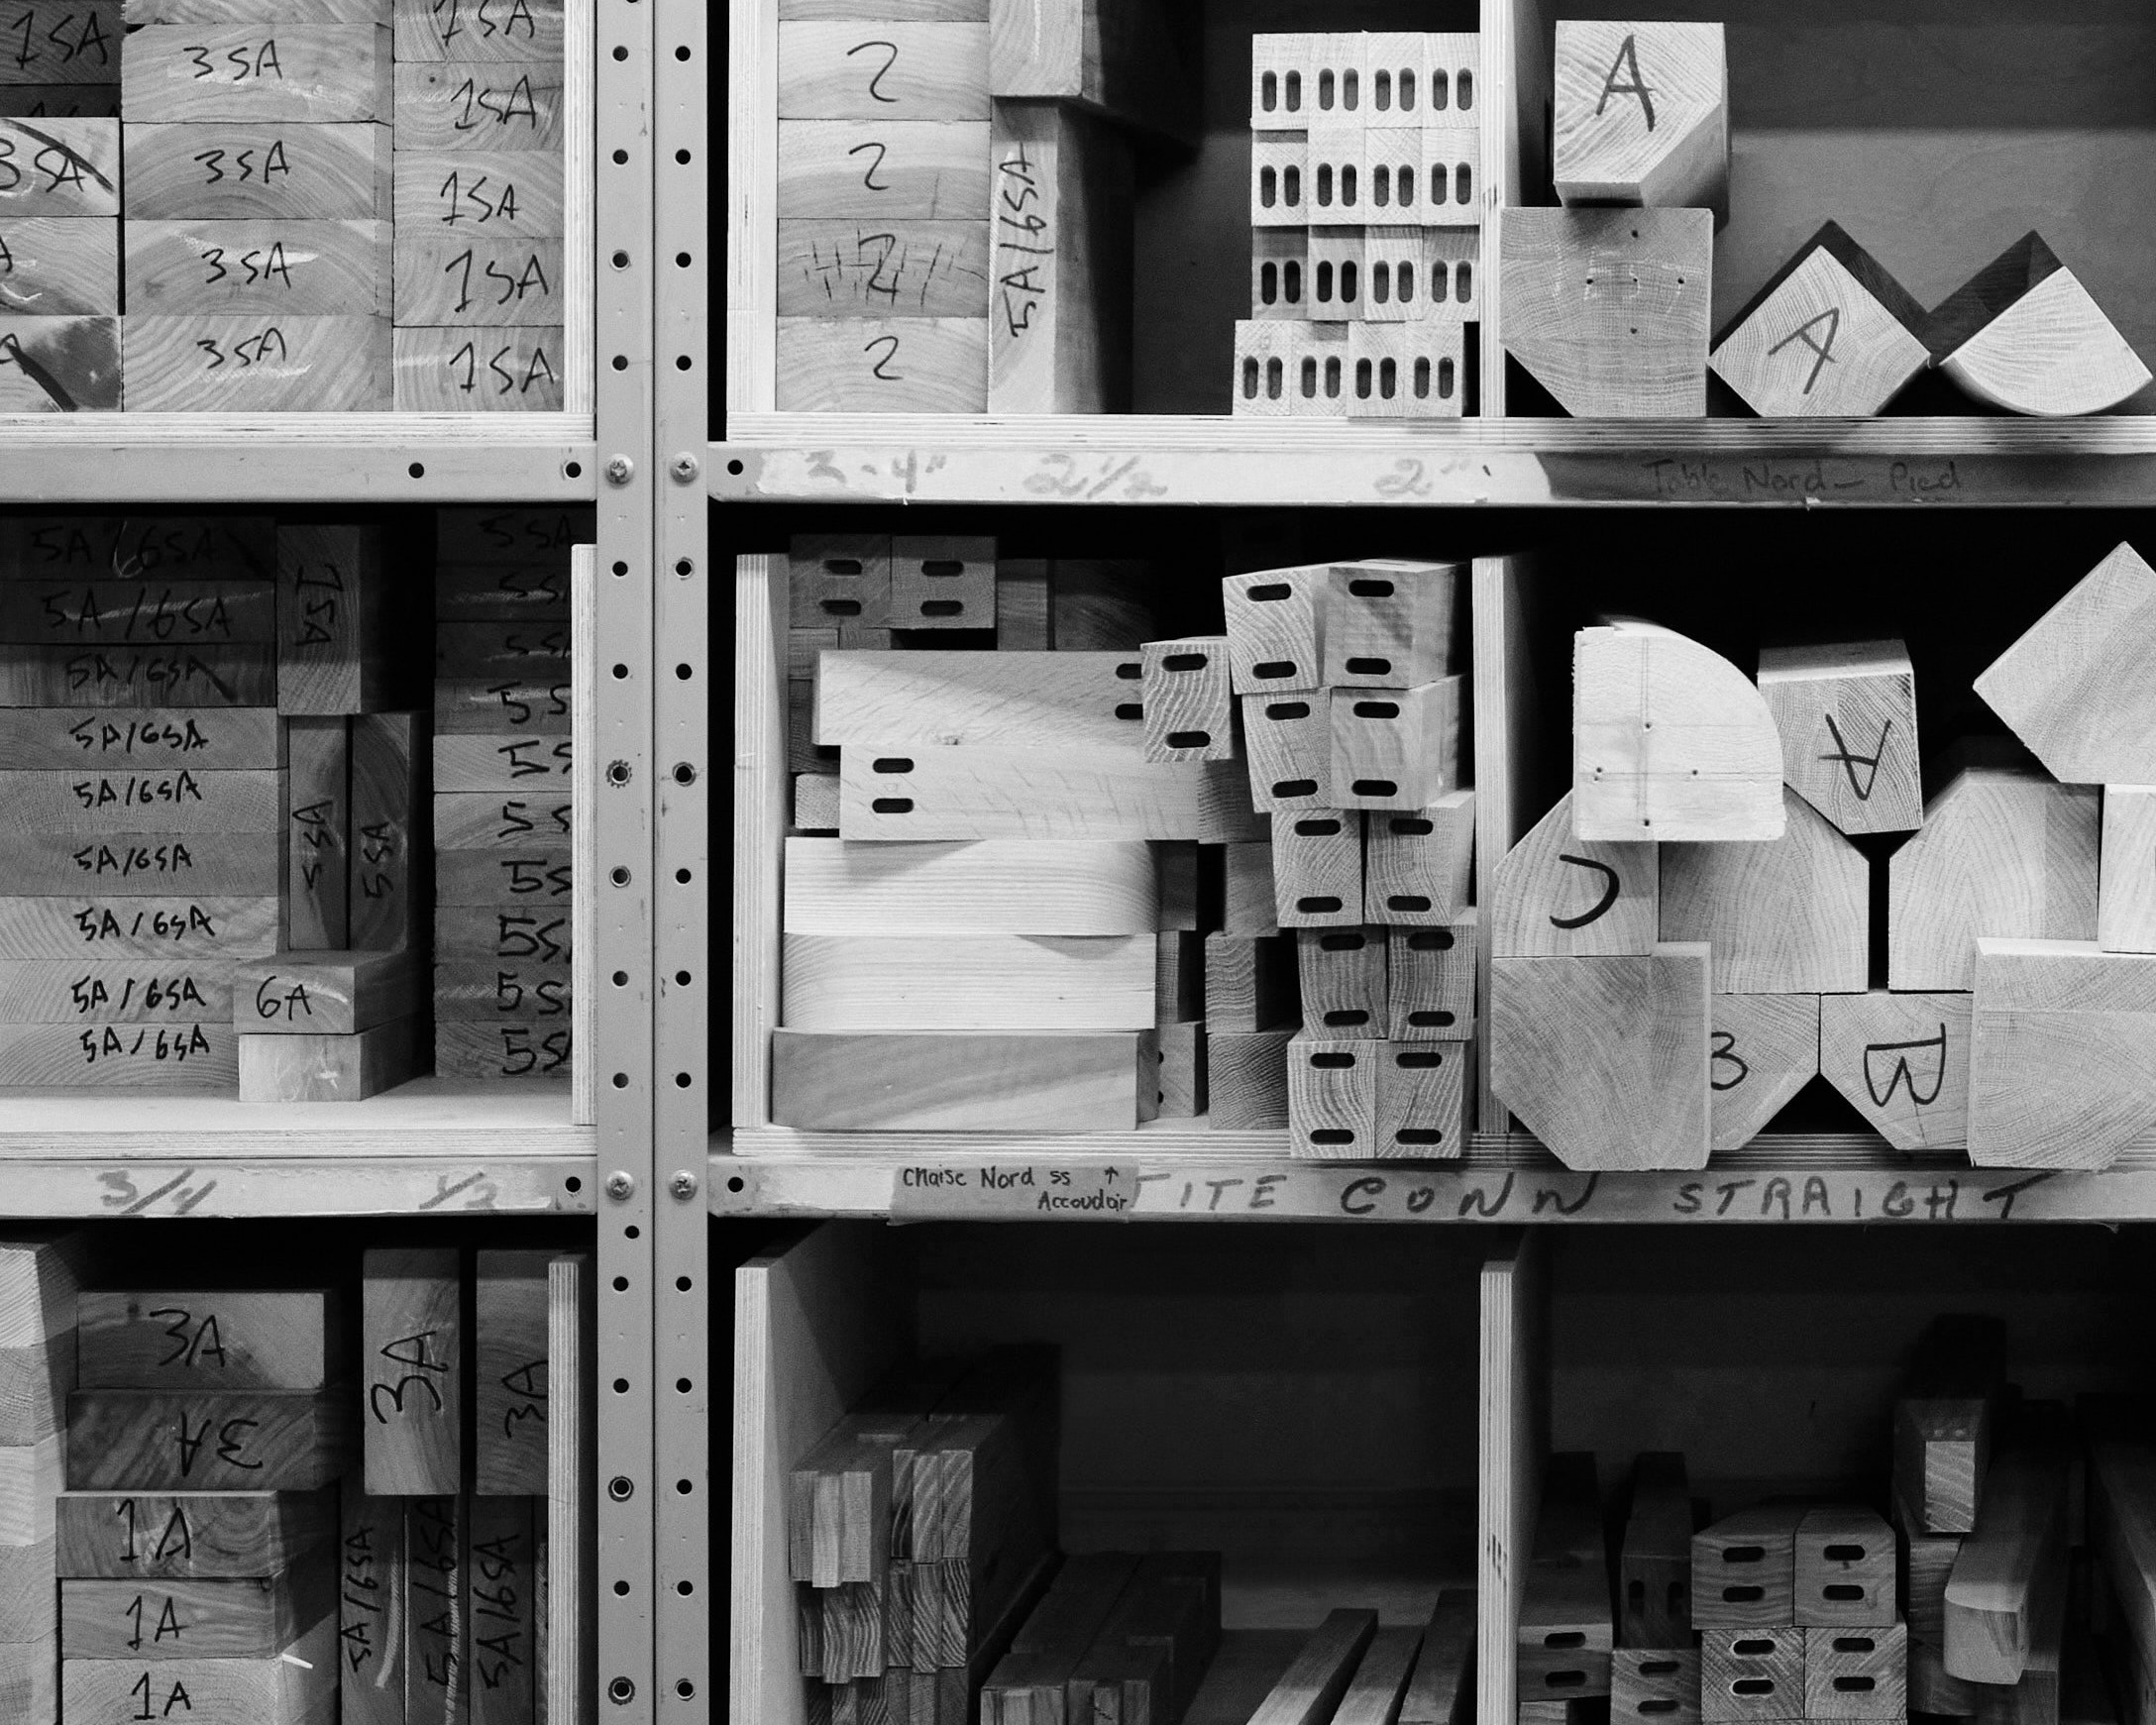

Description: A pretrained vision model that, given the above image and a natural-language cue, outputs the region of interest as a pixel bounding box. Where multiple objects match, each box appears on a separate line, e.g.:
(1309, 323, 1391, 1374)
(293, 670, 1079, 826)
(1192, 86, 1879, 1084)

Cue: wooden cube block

(129, 121, 389, 220)
(1373, 1038, 1466, 1156)
(64, 1390, 351, 1490)
(63, 1613, 336, 1721)
(1701, 1625, 1803, 1723)
(1711, 224, 1929, 419)
(79, 1289, 339, 1389)
(0, 314, 120, 410)
(777, 118, 988, 219)
(122, 24, 391, 122)
(1348, 319, 1467, 417)
(1387, 918, 1474, 1039)
(1307, 225, 1361, 317)
(1208, 1026, 1291, 1129)
(1613, 1649, 1700, 1725)
(238, 1016, 419, 1100)
(1756, 640, 1921, 836)
(1296, 926, 1385, 1034)
(393, 233, 565, 327)
(393, 60, 563, 153)
(1232, 318, 1295, 416)
(793, 772, 840, 831)
(1803, 1623, 1906, 1719)
(125, 315, 388, 410)
(0, 216, 118, 313)
(1793, 1507, 1893, 1628)
(1223, 565, 1326, 692)
(391, 325, 562, 409)
(1240, 692, 1330, 813)
(0, 118, 119, 215)
(1203, 930, 1294, 1033)
(1324, 560, 1462, 687)
(1286, 1030, 1380, 1158)
(778, 20, 988, 119)
(1418, 128, 1478, 223)
(778, 316, 988, 413)
(234, 950, 422, 1036)
(1364, 791, 1473, 922)
(392, 148, 559, 237)
(1427, 227, 1480, 316)
(1250, 228, 1308, 319)
(1694, 1505, 1804, 1628)
(1248, 134, 1306, 228)
(1273, 808, 1360, 927)
(1330, 680, 1462, 809)
(1554, 21, 1727, 218)
(1141, 635, 1235, 763)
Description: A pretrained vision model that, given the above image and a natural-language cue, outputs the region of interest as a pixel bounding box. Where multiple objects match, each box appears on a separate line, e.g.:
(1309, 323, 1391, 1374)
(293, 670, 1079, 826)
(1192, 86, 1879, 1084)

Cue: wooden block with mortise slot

(1324, 561, 1462, 689)
(1969, 937, 2156, 1168)
(1491, 792, 1658, 958)
(1240, 692, 1329, 814)
(406, 1493, 466, 1725)
(1204, 930, 1294, 1034)
(1363, 789, 1472, 923)
(1693, 1503, 1804, 1628)
(1803, 1623, 1906, 1719)
(777, 217, 989, 319)
(392, 233, 563, 327)
(1501, 209, 1714, 417)
(1553, 20, 1727, 218)
(784, 836, 1157, 934)
(0, 217, 120, 315)
(63, 1610, 335, 1722)
(888, 534, 994, 631)
(1925, 232, 2150, 417)
(1388, 917, 1474, 1040)
(1709, 992, 1818, 1153)
(1700, 1625, 1802, 1723)
(362, 1247, 461, 1497)
(1273, 808, 1362, 929)
(349, 711, 423, 951)
(1756, 640, 1920, 835)
(1712, 224, 1929, 419)
(0, 315, 122, 410)
(1621, 1453, 1693, 1648)
(124, 220, 390, 316)
(1519, 1453, 1613, 1701)
(393, 61, 564, 153)
(781, 931, 1153, 1030)
(1286, 1030, 1379, 1158)
(55, 1488, 335, 1577)
(125, 316, 392, 411)
(1794, 1504, 1893, 1627)
(1248, 1608, 1376, 1725)
(1818, 990, 1970, 1152)
(437, 676, 566, 734)
(1373, 1039, 1467, 1156)
(393, 0, 564, 59)
(1330, 679, 1463, 811)
(434, 732, 571, 792)
(1141, 636, 1234, 764)
(65, 1388, 353, 1490)
(1660, 790, 1868, 993)
(790, 533, 891, 633)
(60, 1561, 336, 1659)
(1207, 1026, 1291, 1130)
(233, 949, 422, 1035)
(126, 123, 391, 220)
(0, 118, 120, 215)
(813, 649, 1140, 748)
(839, 745, 1261, 842)
(473, 1248, 550, 1495)
(770, 1027, 1153, 1131)
(1297, 926, 1384, 1035)
(392, 325, 563, 409)
(434, 903, 570, 962)
(1613, 1648, 1699, 1725)
(238, 1016, 420, 1100)
(79, 1289, 339, 1390)
(777, 316, 989, 413)
(1223, 565, 1326, 693)
(396, 149, 562, 241)
(121, 25, 391, 122)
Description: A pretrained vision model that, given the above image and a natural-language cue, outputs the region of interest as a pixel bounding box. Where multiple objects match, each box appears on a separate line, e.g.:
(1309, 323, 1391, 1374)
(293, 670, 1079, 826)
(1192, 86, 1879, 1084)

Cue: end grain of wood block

(1817, 990, 1970, 1153)
(1240, 691, 1331, 813)
(1710, 225, 1929, 419)
(1803, 1624, 1906, 1719)
(434, 732, 571, 792)
(1345, 319, 1466, 418)
(121, 24, 390, 122)
(1373, 1037, 1466, 1156)
(393, 232, 562, 327)
(776, 119, 991, 220)
(0, 0, 118, 83)
(1708, 992, 1819, 1153)
(127, 122, 389, 220)
(784, 836, 1157, 935)
(778, 218, 989, 319)
(777, 316, 988, 413)
(393, 148, 560, 238)
(1203, 929, 1295, 1033)
(0, 1020, 237, 1087)
(60, 1563, 335, 1660)
(1692, 1503, 1803, 1628)
(1755, 640, 1920, 835)
(793, 773, 840, 831)
(125, 219, 389, 315)
(778, 20, 987, 119)
(1141, 635, 1234, 763)
(1613, 1649, 1699, 1725)
(0, 216, 118, 314)
(1927, 232, 2150, 417)
(1286, 1029, 1379, 1157)
(1323, 560, 1462, 688)
(1296, 925, 1385, 1035)
(0, 314, 121, 410)
(1794, 1505, 1893, 1627)
(393, 0, 563, 59)
(233, 949, 422, 1035)
(1329, 679, 1463, 810)
(56, 1486, 335, 1580)
(1490, 791, 1656, 958)
(1388, 918, 1474, 1039)
(392, 61, 563, 153)
(1553, 20, 1727, 217)
(889, 536, 995, 631)
(1248, 1607, 1377, 1725)
(124, 315, 390, 410)
(1363, 789, 1472, 922)
(1222, 838, 1277, 934)
(65, 1388, 352, 1490)
(2101, 786, 2156, 952)
(0, 895, 281, 962)
(0, 118, 119, 215)
(392, 325, 563, 409)
(1700, 1625, 1802, 1723)
(1273, 808, 1361, 928)
(434, 1017, 572, 1080)
(78, 1288, 339, 1390)
(238, 1014, 419, 1101)
(1207, 1025, 1292, 1129)
(1223, 565, 1326, 692)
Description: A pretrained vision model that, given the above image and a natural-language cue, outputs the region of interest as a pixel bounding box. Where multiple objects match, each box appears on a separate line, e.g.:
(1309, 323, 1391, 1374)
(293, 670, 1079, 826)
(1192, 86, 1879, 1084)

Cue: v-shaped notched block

(1711, 222, 1929, 418)
(1925, 232, 2151, 416)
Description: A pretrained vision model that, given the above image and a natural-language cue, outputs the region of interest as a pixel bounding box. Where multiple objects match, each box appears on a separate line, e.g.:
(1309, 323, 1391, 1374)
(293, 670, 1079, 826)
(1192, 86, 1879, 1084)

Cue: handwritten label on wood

(889, 1162, 1136, 1217)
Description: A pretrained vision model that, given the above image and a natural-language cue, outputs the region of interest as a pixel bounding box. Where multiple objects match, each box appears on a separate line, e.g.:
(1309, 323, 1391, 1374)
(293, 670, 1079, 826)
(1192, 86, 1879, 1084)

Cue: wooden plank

(838, 744, 1260, 842)
(124, 122, 389, 220)
(1297, 925, 1384, 1035)
(1479, 1235, 1547, 1725)
(0, 826, 278, 894)
(406, 1494, 466, 1725)
(432, 959, 570, 1023)
(0, 579, 272, 646)
(124, 219, 389, 316)
(0, 641, 273, 704)
(394, 61, 563, 153)
(397, 152, 563, 242)
(60, 1562, 335, 1659)
(1711, 225, 1929, 420)
(340, 1475, 406, 1725)
(771, 1026, 1144, 1130)
(1388, 920, 1475, 1040)
(435, 849, 569, 906)
(0, 213, 116, 313)
(1574, 620, 1784, 841)
(1553, 21, 1726, 216)
(392, 233, 563, 326)
(775, 119, 989, 221)
(1489, 792, 1656, 959)
(435, 733, 571, 793)
(63, 1609, 334, 1721)
(123, 315, 391, 410)
(285, 714, 349, 948)
(1803, 1622, 1905, 1720)
(1756, 640, 1921, 835)
(782, 931, 1150, 1030)
(0, 767, 277, 832)
(1492, 944, 1710, 1170)
(1248, 1608, 1377, 1725)
(1928, 233, 2150, 417)
(121, 24, 389, 122)
(391, 325, 562, 409)
(395, 0, 562, 59)
(1793, 1503, 1893, 1627)
(1819, 990, 1971, 1152)
(784, 837, 1154, 934)
(1945, 1444, 2068, 1683)
(0, 1, 117, 83)
(1371, 1039, 1468, 1157)
(813, 649, 1142, 748)
(435, 562, 570, 620)
(433, 904, 570, 962)
(545, 1253, 593, 1725)
(1692, 1503, 1804, 1628)
(776, 216, 989, 320)
(473, 1248, 548, 1495)
(1363, 792, 1473, 924)
(0, 705, 280, 768)
(65, 1388, 353, 1489)
(777, 315, 987, 413)
(0, 894, 279, 959)
(0, 515, 274, 579)
(0, 117, 119, 214)
(434, 1017, 570, 1082)
(362, 1247, 461, 1497)
(467, 1495, 535, 1725)
(433, 793, 571, 850)
(350, 711, 425, 951)
(0, 1020, 237, 1086)
(55, 1487, 333, 1579)
(1660, 790, 1868, 993)
(78, 1289, 338, 1389)
(435, 508, 590, 567)
(1285, 1029, 1378, 1158)
(1709, 992, 1818, 1153)
(0, 310, 119, 409)
(1398, 1590, 1471, 1725)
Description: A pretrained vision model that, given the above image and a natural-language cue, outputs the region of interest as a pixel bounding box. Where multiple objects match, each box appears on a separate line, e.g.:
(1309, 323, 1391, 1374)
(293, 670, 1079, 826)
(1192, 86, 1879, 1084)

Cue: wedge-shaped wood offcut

(839, 745, 1263, 842)
(783, 838, 1157, 934)
(1554, 21, 1726, 218)
(772, 1027, 1153, 1130)
(1794, 1504, 1893, 1627)
(1944, 1439, 2069, 1684)
(1365, 791, 1473, 923)
(1492, 793, 1656, 959)
(1501, 210, 1713, 418)
(1711, 224, 1929, 418)
(1897, 1316, 2006, 1540)
(1661, 790, 1867, 993)
(1975, 543, 2156, 785)
(1700, 1624, 1800, 1722)
(1693, 1502, 1802, 1628)
(1757, 640, 1921, 834)
(814, 651, 1143, 748)
(1249, 1608, 1379, 1725)
(2102, 785, 2156, 952)
(1819, 991, 1972, 1152)
(1887, 765, 2099, 991)
(1709, 992, 1817, 1153)
(1224, 565, 1326, 693)
(782, 932, 1153, 1030)
(1969, 936, 2156, 1169)
(1141, 636, 1236, 763)
(1576, 621, 1784, 841)
(1491, 942, 1709, 1170)
(1925, 233, 2150, 417)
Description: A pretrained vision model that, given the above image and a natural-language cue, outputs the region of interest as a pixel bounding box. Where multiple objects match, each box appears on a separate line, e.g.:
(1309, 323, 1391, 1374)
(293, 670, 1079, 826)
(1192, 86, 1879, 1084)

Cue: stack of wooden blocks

(0, 516, 284, 1092)
(1239, 1593, 1472, 1725)
(1234, 33, 1481, 419)
(790, 1349, 1060, 1725)
(390, 0, 570, 410)
(431, 506, 588, 1084)
(59, 1285, 353, 1725)
(0, 110, 125, 411)
(979, 1551, 1222, 1725)
(1211, 558, 1473, 1152)
(118, 0, 397, 409)
(0, 1232, 83, 1725)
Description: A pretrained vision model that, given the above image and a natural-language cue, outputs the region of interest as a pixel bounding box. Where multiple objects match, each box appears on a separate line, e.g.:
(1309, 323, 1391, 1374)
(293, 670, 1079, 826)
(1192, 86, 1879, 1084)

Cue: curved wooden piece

(1573, 619, 1784, 842)
(1661, 789, 1867, 992)
(1489, 791, 1656, 958)
(1927, 233, 2150, 417)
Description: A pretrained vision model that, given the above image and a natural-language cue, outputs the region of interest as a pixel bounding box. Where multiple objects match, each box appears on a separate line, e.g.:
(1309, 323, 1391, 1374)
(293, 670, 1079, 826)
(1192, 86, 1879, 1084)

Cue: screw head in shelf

(605, 1170, 636, 1201)
(670, 451, 701, 484)
(605, 455, 636, 485)
(670, 1169, 699, 1200)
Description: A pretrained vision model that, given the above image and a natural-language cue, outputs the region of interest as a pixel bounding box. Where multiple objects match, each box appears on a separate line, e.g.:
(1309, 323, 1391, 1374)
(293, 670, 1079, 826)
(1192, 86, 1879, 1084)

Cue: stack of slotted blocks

(0, 516, 283, 1093)
(432, 506, 586, 1084)
(390, 0, 569, 409)
(57, 1284, 352, 1725)
(1236, 33, 1481, 419)
(237, 521, 429, 1102)
(118, 0, 396, 409)
(1209, 558, 1474, 1153)
(0, 105, 125, 411)
(0, 1232, 82, 1725)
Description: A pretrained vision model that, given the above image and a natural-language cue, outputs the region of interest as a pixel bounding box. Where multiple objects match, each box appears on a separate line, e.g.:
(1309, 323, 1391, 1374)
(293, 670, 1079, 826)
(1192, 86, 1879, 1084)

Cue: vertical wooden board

(1819, 991, 1972, 1152)
(394, 0, 563, 60)
(124, 122, 391, 220)
(0, 216, 120, 314)
(0, 118, 120, 214)
(395, 150, 562, 240)
(0, 1020, 238, 1088)
(123, 315, 390, 410)
(1272, 808, 1362, 928)
(277, 525, 386, 715)
(733, 558, 784, 1130)
(392, 326, 564, 409)
(351, 710, 425, 951)
(286, 714, 349, 949)
(63, 1389, 350, 1489)
(0, 1, 119, 83)
(567, 545, 593, 1127)
(362, 1248, 462, 1498)
(543, 1254, 592, 1725)
(435, 1018, 573, 1081)
(776, 315, 988, 412)
(1480, 1235, 1548, 1725)
(1472, 552, 1542, 1132)
(392, 62, 565, 154)
(123, 219, 390, 316)
(342, 1475, 408, 1725)
(0, 313, 120, 409)
(2101, 786, 2156, 953)
(120, 23, 391, 121)
(406, 1494, 467, 1725)
(468, 1495, 536, 1725)
(474, 1250, 548, 1497)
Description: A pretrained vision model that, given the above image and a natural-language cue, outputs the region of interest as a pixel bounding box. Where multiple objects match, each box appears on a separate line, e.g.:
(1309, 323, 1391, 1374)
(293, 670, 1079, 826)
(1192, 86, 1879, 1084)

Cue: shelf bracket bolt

(670, 451, 701, 484)
(605, 455, 635, 486)
(670, 1169, 700, 1200)
(605, 1170, 636, 1201)
(608, 1677, 637, 1706)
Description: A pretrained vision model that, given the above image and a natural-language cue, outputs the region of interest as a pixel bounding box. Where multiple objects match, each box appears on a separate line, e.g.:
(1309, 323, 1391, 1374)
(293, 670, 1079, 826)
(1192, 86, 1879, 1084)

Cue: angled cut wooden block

(1490, 791, 1657, 958)
(1490, 941, 1709, 1170)
(1575, 620, 1783, 841)
(1887, 764, 2098, 990)
(1975, 542, 2156, 785)
(1554, 21, 1726, 219)
(781, 932, 1153, 1029)
(770, 1027, 1150, 1130)
(1708, 991, 1817, 1153)
(1710, 223, 1929, 418)
(813, 649, 1143, 748)
(1925, 232, 2150, 416)
(1756, 639, 1921, 834)
(839, 745, 1263, 842)
(1500, 209, 1713, 417)
(1818, 990, 1971, 1151)
(784, 837, 1155, 934)
(1969, 936, 2156, 1168)
(1660, 790, 1868, 993)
